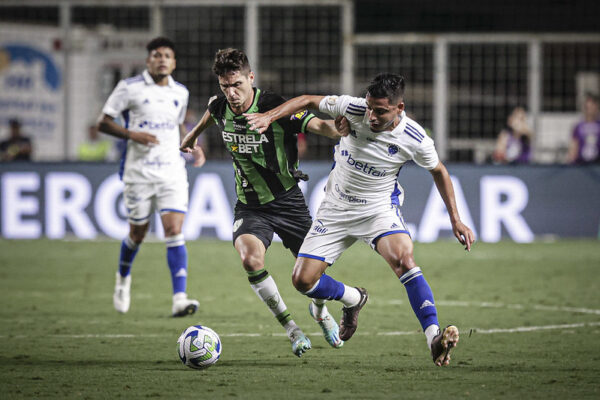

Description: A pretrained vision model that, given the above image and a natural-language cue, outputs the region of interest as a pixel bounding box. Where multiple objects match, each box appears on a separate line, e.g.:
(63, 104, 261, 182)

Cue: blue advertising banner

(0, 162, 598, 242)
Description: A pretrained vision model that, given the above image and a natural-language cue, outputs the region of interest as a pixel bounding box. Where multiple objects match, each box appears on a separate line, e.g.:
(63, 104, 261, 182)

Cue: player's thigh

(359, 204, 411, 250)
(232, 207, 274, 257)
(123, 182, 155, 225)
(155, 180, 189, 215)
(234, 233, 267, 271)
(298, 213, 357, 265)
(270, 202, 312, 256)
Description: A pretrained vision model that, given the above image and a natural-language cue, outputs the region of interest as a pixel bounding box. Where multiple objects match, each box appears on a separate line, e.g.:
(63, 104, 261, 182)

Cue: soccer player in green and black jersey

(181, 48, 345, 357)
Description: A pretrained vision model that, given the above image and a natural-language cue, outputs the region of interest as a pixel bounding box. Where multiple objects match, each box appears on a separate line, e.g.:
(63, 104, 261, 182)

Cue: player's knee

(239, 252, 264, 271)
(129, 229, 146, 244)
(291, 264, 317, 293)
(163, 225, 181, 237)
(389, 251, 417, 277)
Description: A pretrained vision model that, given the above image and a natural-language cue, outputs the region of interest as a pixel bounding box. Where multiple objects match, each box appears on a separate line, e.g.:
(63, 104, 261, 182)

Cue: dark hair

(146, 37, 176, 56)
(8, 118, 20, 128)
(212, 48, 251, 77)
(366, 73, 405, 103)
(585, 92, 600, 103)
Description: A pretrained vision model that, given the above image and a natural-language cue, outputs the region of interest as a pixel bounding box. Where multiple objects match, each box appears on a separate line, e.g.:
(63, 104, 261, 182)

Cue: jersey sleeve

(102, 80, 129, 118)
(413, 134, 440, 170)
(288, 110, 316, 134)
(178, 90, 189, 124)
(318, 95, 363, 118)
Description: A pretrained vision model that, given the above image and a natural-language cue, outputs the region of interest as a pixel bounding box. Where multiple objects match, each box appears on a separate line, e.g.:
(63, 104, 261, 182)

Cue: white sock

(339, 285, 361, 307)
(250, 274, 296, 332)
(310, 299, 329, 320)
(425, 324, 440, 349)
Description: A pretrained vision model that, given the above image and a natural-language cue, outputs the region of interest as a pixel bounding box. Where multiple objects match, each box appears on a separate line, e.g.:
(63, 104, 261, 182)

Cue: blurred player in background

(0, 119, 32, 161)
(181, 48, 344, 357)
(567, 92, 600, 164)
(245, 73, 475, 366)
(97, 37, 204, 317)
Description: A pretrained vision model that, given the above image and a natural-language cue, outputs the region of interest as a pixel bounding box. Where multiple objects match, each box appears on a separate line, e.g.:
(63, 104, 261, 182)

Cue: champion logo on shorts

(233, 218, 243, 232)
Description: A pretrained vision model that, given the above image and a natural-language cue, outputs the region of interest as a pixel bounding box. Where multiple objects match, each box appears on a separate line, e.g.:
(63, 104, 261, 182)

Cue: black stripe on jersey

(346, 110, 365, 116)
(254, 162, 286, 195)
(348, 103, 366, 110)
(232, 158, 260, 205)
(262, 126, 280, 173)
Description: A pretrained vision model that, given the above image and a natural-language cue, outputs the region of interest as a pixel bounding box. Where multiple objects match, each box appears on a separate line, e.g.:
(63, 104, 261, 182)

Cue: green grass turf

(0, 238, 599, 399)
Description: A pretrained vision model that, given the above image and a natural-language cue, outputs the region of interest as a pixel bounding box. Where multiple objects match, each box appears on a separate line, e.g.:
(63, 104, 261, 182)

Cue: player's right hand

(129, 131, 159, 146)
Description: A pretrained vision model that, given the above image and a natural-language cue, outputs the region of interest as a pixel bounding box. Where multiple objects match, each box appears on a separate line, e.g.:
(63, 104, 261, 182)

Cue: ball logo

(388, 144, 399, 155)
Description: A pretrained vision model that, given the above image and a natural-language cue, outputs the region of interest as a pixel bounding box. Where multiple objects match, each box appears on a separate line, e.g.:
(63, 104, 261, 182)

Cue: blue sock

(400, 267, 439, 331)
(119, 236, 139, 277)
(166, 234, 187, 294)
(304, 273, 345, 300)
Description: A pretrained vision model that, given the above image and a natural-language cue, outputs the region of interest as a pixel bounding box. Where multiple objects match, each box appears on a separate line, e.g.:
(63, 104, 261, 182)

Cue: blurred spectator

(0, 119, 32, 162)
(566, 93, 600, 164)
(493, 106, 533, 164)
(78, 124, 113, 161)
(297, 132, 307, 159)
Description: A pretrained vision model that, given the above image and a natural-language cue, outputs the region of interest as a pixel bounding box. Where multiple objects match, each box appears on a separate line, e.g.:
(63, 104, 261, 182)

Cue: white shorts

(123, 180, 189, 225)
(298, 200, 411, 265)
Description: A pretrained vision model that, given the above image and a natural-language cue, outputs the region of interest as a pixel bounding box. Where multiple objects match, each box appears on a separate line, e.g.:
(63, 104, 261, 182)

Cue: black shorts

(232, 185, 312, 256)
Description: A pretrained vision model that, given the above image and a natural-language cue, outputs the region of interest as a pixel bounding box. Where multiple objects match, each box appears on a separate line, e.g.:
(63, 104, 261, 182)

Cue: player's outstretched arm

(429, 161, 476, 251)
(180, 109, 214, 154)
(97, 114, 159, 146)
(306, 117, 349, 139)
(244, 95, 326, 133)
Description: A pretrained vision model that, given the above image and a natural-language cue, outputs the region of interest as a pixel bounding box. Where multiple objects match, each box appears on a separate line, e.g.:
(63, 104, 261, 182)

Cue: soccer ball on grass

(177, 325, 221, 369)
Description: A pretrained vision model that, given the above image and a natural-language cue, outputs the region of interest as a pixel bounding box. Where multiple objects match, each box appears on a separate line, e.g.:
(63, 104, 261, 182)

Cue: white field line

(381, 299, 600, 315)
(0, 322, 598, 339)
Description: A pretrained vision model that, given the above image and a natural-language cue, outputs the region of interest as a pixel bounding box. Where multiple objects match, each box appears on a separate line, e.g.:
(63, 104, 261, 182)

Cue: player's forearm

(266, 95, 323, 123)
(307, 119, 341, 139)
(97, 115, 131, 140)
(430, 163, 461, 224)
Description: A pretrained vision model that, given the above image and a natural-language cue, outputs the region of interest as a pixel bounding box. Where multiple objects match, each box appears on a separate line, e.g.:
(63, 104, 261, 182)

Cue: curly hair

(146, 37, 176, 56)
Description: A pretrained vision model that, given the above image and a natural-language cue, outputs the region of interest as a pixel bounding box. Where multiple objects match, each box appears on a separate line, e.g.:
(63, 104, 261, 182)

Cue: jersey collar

(142, 69, 175, 87)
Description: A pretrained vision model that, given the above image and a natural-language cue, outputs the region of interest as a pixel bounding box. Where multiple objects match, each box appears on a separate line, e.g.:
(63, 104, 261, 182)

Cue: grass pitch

(0, 238, 599, 399)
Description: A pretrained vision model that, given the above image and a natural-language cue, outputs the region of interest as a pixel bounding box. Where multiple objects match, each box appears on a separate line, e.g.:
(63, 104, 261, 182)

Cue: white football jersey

(319, 95, 439, 211)
(102, 70, 189, 183)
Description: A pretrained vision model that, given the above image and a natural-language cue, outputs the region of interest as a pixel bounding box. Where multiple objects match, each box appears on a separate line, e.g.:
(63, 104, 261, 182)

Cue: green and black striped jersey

(208, 88, 316, 205)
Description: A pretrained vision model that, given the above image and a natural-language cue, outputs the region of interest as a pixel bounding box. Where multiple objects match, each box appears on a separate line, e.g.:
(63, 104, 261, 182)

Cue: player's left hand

(453, 221, 475, 252)
(335, 116, 351, 137)
(244, 113, 271, 134)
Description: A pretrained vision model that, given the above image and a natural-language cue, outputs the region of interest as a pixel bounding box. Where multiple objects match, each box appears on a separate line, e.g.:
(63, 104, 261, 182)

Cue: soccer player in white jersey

(245, 73, 475, 366)
(97, 37, 204, 317)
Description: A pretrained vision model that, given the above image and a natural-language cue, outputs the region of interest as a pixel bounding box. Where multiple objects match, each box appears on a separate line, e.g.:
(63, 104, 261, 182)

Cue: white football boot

(172, 292, 199, 317)
(113, 272, 131, 313)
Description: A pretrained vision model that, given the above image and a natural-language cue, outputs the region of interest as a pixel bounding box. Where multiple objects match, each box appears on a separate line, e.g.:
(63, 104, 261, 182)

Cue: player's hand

(180, 132, 197, 153)
(335, 116, 351, 137)
(129, 130, 159, 146)
(244, 112, 272, 134)
(192, 145, 206, 167)
(453, 221, 475, 252)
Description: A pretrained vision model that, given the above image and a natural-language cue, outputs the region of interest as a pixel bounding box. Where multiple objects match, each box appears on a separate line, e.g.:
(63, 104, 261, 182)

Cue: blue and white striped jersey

(318, 95, 439, 210)
(102, 70, 189, 183)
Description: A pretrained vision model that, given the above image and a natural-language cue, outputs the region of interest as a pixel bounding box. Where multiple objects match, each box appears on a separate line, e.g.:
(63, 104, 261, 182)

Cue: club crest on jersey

(173, 99, 179, 107)
(388, 144, 399, 155)
(290, 110, 308, 120)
